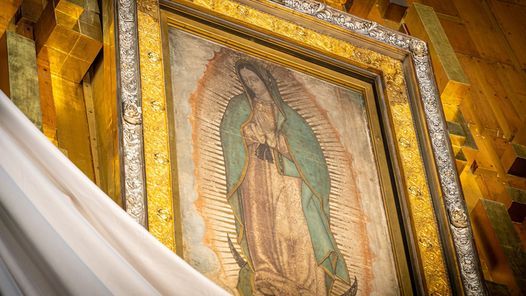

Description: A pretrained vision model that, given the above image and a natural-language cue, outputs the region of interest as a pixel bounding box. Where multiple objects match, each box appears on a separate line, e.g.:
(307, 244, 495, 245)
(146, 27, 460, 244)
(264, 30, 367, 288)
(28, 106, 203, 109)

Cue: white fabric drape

(0, 90, 228, 295)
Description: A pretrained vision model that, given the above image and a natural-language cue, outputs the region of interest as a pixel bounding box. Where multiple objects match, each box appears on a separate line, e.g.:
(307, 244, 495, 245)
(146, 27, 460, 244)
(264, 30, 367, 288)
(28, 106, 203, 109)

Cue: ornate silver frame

(116, 0, 148, 226)
(114, 0, 485, 294)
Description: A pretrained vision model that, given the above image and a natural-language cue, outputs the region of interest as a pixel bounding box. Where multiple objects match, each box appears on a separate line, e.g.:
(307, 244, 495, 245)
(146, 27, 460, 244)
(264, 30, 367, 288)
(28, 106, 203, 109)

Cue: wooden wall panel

(462, 56, 521, 140)
(51, 75, 95, 181)
(456, 65, 500, 137)
(453, 0, 514, 65)
(493, 64, 526, 128)
(347, 0, 376, 18)
(438, 15, 479, 57)
(417, 0, 460, 16)
(487, 0, 526, 68)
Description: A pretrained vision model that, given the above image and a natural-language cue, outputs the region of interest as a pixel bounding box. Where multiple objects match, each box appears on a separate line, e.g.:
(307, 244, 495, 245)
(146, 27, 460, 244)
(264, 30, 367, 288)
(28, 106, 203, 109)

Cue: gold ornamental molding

(136, 0, 176, 251)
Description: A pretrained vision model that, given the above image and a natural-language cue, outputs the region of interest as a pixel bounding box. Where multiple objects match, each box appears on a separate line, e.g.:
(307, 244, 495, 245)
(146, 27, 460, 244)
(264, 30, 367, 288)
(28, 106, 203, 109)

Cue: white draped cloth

(0, 90, 228, 295)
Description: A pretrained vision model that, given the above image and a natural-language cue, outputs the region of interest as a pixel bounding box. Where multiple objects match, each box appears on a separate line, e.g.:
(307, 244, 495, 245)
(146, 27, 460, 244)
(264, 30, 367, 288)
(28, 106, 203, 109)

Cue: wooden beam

(404, 3, 470, 106)
(506, 186, 526, 222)
(471, 199, 526, 294)
(0, 0, 22, 37)
(502, 143, 526, 178)
(34, 0, 101, 83)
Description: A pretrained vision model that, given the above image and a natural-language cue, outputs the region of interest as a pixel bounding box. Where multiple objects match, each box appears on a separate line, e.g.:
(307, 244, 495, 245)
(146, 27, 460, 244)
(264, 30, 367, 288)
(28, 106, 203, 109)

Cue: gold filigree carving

(137, 0, 176, 251)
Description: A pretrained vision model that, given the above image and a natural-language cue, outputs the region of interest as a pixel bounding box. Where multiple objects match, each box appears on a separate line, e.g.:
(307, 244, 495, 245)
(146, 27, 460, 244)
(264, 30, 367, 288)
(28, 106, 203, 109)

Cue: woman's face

(239, 68, 269, 100)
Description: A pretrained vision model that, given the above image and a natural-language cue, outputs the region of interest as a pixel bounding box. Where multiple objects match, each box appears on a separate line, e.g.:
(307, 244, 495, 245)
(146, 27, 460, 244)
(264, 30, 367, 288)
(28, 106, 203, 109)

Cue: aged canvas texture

(168, 28, 399, 295)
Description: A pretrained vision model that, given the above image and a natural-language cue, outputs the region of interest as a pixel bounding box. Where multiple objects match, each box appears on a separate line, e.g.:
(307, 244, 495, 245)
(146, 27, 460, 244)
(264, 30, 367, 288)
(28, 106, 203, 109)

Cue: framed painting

(114, 0, 485, 295)
(164, 13, 409, 295)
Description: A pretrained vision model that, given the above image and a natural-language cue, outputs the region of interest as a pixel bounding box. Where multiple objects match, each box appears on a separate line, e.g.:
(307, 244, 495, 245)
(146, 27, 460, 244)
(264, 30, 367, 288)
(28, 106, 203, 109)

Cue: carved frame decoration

(116, 0, 147, 226)
(115, 0, 485, 294)
(116, 0, 177, 250)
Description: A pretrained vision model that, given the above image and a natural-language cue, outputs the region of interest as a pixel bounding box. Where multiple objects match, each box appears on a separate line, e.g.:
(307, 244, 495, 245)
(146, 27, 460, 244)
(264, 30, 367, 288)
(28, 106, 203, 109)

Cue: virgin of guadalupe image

(220, 60, 357, 296)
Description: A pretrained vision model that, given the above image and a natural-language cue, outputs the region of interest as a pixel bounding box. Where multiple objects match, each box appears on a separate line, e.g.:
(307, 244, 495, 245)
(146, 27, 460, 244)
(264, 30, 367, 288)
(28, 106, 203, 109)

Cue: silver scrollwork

(116, 0, 147, 226)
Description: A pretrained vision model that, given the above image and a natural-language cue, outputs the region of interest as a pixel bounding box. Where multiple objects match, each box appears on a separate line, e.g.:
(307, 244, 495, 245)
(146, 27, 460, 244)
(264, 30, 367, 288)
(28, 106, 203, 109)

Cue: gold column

(35, 0, 102, 83)
(137, 0, 176, 251)
(51, 74, 95, 179)
(82, 73, 101, 186)
(32, 0, 103, 180)
(89, 0, 121, 204)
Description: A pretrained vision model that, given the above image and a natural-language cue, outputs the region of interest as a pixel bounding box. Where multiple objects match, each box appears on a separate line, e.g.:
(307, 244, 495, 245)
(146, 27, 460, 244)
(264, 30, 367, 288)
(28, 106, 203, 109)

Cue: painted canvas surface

(168, 28, 400, 295)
